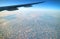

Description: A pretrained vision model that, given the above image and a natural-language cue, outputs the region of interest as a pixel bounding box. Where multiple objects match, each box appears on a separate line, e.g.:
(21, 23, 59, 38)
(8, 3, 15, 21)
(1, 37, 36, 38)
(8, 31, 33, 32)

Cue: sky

(0, 0, 60, 10)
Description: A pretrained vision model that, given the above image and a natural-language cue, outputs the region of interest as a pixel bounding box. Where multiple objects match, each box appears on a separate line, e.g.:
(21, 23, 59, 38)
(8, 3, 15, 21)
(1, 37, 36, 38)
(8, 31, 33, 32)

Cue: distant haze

(0, 8, 60, 39)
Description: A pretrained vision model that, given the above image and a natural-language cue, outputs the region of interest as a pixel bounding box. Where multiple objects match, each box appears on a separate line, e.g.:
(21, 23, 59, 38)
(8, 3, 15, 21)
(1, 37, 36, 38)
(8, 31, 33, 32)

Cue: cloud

(0, 8, 59, 39)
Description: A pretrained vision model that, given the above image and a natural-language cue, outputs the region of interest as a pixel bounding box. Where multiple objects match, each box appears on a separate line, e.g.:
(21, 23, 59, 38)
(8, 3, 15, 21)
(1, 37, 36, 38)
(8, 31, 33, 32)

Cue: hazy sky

(0, 0, 60, 10)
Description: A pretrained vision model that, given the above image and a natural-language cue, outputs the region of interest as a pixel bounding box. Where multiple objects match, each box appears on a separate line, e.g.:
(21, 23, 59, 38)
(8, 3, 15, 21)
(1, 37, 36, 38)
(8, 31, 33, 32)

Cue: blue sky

(0, 0, 60, 10)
